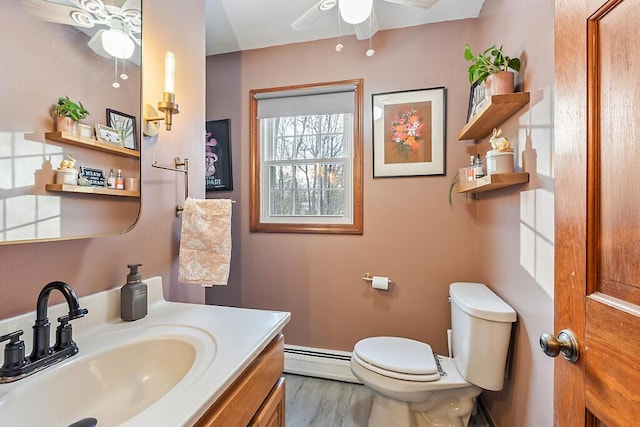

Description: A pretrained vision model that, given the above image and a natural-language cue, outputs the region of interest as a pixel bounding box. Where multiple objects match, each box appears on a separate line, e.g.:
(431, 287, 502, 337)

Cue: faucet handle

(1, 330, 24, 345)
(1, 330, 27, 374)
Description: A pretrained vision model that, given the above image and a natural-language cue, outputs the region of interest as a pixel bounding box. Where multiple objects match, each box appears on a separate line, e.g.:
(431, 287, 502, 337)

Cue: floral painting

(384, 102, 432, 164)
(373, 87, 446, 178)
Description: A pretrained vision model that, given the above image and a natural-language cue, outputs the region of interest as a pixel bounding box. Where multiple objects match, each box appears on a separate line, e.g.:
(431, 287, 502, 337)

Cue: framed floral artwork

(372, 87, 446, 178)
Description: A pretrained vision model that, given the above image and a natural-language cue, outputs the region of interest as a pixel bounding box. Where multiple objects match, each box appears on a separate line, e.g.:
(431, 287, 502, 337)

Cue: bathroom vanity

(0, 277, 290, 426)
(194, 334, 285, 426)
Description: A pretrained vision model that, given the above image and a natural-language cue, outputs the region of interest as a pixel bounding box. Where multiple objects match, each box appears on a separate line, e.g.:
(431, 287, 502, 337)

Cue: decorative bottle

(467, 156, 475, 182)
(107, 169, 116, 189)
(474, 154, 485, 179)
(116, 169, 124, 190)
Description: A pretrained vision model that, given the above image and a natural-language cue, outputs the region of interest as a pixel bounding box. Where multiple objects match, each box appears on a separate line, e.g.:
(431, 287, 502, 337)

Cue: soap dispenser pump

(121, 263, 147, 321)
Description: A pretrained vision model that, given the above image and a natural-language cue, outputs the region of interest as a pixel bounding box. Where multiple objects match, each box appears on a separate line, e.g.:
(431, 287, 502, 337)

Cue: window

(250, 79, 363, 234)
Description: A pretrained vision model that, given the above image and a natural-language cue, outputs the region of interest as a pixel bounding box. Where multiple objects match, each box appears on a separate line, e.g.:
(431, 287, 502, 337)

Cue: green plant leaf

(464, 43, 520, 85)
(464, 44, 474, 61)
(448, 171, 459, 209)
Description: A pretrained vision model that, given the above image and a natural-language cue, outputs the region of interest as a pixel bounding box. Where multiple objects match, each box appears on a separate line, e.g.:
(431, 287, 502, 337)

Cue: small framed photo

(372, 87, 446, 178)
(106, 109, 137, 150)
(95, 124, 123, 147)
(467, 82, 486, 122)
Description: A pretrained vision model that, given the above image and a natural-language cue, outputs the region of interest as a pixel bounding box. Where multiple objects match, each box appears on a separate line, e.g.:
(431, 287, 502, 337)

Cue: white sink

(0, 277, 290, 426)
(0, 325, 216, 426)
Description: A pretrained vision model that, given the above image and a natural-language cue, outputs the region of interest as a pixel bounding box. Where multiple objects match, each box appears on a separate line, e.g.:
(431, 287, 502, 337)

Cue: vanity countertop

(0, 276, 291, 426)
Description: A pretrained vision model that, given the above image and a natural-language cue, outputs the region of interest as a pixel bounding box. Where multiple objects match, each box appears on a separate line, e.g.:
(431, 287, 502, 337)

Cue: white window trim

(258, 116, 354, 225)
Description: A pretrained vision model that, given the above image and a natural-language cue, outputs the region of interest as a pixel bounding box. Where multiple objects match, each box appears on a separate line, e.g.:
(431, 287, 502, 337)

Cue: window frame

(250, 79, 363, 234)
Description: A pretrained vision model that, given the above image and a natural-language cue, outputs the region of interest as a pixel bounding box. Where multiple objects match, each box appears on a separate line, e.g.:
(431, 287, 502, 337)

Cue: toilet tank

(449, 282, 517, 391)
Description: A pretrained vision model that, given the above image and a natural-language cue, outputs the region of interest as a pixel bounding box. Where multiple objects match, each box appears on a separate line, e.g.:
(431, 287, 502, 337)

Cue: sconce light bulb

(335, 43, 343, 52)
(164, 51, 176, 94)
(120, 73, 128, 80)
(366, 48, 375, 57)
(112, 81, 120, 89)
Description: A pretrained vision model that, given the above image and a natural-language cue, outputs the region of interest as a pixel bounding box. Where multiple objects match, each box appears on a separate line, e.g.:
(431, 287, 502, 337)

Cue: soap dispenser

(121, 263, 147, 321)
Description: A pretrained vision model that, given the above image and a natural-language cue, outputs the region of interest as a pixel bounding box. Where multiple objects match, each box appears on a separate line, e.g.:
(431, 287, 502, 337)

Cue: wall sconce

(144, 51, 179, 136)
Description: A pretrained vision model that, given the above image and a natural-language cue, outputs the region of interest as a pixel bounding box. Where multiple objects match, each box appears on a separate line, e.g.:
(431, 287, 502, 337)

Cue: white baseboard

(284, 344, 361, 384)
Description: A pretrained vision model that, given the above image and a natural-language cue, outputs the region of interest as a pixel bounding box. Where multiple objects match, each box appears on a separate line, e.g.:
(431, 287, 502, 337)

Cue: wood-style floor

(284, 374, 490, 427)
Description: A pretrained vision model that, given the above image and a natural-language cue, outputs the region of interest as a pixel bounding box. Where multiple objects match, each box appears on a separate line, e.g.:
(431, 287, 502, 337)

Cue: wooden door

(554, 0, 640, 425)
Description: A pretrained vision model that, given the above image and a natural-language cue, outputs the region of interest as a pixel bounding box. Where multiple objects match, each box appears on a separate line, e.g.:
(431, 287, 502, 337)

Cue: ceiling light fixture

(102, 30, 134, 59)
(339, 0, 374, 25)
(22, 0, 141, 63)
(101, 17, 135, 59)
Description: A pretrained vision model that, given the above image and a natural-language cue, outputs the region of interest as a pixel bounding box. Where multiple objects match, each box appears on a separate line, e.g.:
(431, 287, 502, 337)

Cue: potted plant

(464, 44, 521, 96)
(53, 96, 90, 134)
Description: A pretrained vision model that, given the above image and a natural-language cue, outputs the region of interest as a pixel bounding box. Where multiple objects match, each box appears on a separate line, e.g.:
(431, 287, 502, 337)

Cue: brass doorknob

(539, 329, 580, 363)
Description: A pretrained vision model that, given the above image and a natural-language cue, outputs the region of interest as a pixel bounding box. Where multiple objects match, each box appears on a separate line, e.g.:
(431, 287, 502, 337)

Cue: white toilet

(350, 282, 517, 427)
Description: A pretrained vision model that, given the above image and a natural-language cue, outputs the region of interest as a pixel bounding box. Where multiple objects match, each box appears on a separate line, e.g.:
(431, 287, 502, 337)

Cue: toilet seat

(353, 337, 440, 382)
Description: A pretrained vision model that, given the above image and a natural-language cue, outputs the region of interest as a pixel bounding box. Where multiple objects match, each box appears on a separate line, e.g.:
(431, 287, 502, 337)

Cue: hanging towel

(179, 198, 232, 286)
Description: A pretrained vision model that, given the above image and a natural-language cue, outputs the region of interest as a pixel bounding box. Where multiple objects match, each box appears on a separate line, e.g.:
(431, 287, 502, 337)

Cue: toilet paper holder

(361, 272, 392, 283)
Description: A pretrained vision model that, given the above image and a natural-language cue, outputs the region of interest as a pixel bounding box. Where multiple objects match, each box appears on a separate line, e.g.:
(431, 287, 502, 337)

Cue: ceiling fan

(291, 0, 439, 40)
(21, 0, 141, 64)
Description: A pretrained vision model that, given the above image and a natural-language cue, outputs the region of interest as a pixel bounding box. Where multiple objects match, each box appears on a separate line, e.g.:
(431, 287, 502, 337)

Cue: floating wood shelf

(45, 132, 140, 159)
(46, 184, 140, 198)
(458, 92, 530, 140)
(457, 172, 529, 194)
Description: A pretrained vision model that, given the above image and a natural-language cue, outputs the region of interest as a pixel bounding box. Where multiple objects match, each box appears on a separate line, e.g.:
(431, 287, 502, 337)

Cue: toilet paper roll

(372, 276, 389, 291)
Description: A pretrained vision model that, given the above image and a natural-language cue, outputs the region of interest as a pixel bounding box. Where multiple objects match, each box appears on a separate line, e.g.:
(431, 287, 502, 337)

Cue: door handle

(539, 329, 580, 363)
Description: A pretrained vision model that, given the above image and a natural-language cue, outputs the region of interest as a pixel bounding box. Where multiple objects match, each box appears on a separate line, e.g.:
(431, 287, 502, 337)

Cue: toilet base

(369, 394, 416, 427)
(367, 386, 482, 427)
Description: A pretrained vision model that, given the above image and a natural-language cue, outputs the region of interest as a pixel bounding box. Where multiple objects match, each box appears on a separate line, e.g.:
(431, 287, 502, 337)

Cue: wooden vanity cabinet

(194, 334, 285, 427)
(249, 376, 285, 427)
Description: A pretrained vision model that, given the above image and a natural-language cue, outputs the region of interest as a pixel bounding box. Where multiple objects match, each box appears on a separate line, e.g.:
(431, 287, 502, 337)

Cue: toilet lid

(353, 337, 440, 381)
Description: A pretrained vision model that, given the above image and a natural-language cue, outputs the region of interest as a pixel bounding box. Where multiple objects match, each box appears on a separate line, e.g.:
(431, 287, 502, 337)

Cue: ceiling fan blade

(354, 9, 379, 40)
(291, 0, 327, 31)
(21, 0, 92, 27)
(383, 0, 439, 9)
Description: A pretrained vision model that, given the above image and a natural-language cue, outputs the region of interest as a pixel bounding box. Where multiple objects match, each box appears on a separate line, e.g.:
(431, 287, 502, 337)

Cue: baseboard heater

(284, 344, 360, 384)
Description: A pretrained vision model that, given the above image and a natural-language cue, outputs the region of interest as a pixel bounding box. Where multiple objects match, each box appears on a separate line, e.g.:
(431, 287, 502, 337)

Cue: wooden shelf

(46, 184, 140, 198)
(458, 92, 530, 140)
(45, 131, 140, 159)
(457, 172, 529, 194)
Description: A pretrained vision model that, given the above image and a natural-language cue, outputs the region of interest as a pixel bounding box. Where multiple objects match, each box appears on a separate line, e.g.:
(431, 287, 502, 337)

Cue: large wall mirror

(0, 0, 142, 245)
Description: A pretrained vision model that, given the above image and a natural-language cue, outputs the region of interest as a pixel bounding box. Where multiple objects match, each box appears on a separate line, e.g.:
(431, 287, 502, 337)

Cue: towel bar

(151, 157, 189, 217)
(151, 158, 236, 217)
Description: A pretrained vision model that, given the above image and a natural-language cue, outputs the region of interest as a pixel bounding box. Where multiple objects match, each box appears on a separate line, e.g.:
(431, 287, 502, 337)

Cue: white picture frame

(95, 124, 123, 147)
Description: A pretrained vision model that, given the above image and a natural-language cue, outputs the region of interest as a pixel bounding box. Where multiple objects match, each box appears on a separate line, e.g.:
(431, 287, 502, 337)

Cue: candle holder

(157, 91, 179, 130)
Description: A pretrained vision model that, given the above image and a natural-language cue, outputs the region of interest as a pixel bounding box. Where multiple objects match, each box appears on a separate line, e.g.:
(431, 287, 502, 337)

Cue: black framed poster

(205, 119, 233, 191)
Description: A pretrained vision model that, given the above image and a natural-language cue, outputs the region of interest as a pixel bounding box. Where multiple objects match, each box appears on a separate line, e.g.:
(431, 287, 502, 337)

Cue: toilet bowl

(351, 282, 516, 427)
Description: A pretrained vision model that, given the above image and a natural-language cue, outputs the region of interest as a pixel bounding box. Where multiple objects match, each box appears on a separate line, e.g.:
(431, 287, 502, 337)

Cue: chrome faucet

(0, 281, 88, 383)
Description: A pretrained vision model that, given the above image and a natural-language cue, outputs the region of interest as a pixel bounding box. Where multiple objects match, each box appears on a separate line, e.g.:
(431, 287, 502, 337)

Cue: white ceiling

(205, 0, 486, 56)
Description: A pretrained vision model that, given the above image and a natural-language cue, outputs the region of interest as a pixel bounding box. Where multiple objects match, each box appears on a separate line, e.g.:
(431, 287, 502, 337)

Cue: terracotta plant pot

(56, 116, 78, 134)
(484, 71, 515, 97)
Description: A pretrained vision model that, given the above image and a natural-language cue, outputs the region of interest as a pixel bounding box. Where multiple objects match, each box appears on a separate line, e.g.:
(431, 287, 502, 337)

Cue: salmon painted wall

(0, 0, 207, 320)
(206, 20, 480, 355)
(473, 0, 555, 426)
(206, 0, 556, 424)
